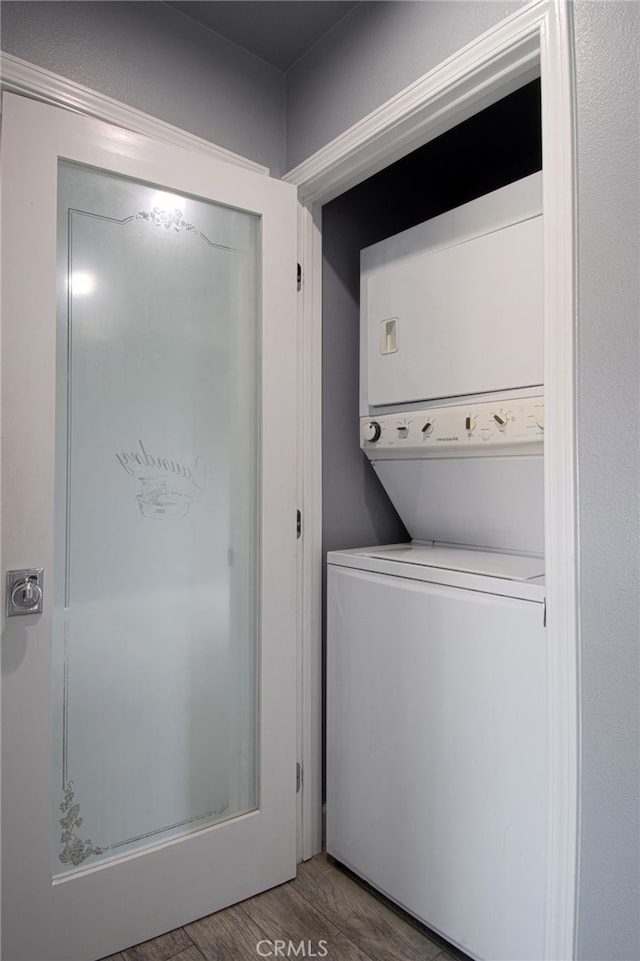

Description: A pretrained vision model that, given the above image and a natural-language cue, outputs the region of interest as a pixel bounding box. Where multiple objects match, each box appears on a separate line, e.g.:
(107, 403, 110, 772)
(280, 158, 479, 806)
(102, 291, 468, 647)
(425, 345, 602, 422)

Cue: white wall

(0, 0, 285, 175)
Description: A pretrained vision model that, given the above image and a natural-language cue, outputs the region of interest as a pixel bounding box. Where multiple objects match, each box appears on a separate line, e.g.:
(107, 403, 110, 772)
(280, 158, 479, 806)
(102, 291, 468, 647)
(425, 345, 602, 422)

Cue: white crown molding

(0, 51, 269, 176)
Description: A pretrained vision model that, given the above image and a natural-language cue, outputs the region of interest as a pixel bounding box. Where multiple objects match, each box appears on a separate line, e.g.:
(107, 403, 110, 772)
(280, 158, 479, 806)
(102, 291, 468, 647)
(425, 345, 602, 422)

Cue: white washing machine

(326, 543, 547, 961)
(326, 176, 549, 961)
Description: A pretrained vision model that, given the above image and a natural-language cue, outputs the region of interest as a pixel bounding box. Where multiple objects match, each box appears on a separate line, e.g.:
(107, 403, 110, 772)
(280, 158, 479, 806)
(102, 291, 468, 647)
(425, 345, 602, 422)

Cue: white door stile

(287, 3, 579, 960)
(1, 91, 298, 961)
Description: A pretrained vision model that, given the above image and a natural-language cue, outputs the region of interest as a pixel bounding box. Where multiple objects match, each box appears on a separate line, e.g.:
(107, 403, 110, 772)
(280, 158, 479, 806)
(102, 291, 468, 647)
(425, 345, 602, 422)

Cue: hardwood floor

(102, 854, 467, 961)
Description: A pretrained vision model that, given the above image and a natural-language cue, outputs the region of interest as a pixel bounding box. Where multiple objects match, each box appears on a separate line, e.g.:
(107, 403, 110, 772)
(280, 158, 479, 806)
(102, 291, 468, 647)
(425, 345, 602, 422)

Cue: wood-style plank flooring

(102, 854, 468, 961)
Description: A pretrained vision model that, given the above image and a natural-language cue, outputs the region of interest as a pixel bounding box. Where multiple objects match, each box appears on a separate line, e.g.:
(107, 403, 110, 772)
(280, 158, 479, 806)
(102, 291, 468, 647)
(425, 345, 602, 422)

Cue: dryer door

(363, 214, 543, 407)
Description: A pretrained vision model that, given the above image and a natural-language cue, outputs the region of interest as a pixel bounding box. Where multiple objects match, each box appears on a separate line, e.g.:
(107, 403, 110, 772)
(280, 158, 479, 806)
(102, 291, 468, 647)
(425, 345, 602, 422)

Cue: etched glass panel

(53, 162, 260, 876)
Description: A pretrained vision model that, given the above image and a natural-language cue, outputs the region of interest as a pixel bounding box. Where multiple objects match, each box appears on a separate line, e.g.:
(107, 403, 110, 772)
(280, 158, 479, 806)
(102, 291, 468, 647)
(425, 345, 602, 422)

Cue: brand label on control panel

(360, 396, 544, 457)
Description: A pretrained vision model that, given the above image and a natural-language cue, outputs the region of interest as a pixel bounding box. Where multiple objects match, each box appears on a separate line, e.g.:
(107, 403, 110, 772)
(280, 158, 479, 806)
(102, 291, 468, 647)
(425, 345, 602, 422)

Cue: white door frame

(285, 2, 579, 960)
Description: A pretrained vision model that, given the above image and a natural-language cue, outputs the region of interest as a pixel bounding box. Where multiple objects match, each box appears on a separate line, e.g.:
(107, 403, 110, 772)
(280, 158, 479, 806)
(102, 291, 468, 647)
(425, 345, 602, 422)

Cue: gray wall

(285, 0, 525, 170)
(573, 3, 640, 959)
(322, 193, 409, 560)
(292, 3, 640, 960)
(0, 1, 285, 175)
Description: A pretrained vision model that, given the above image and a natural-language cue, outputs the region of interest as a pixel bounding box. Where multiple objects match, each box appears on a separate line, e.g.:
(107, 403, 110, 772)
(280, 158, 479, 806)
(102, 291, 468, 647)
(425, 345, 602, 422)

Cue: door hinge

(297, 263, 302, 290)
(297, 509, 302, 539)
(296, 762, 303, 794)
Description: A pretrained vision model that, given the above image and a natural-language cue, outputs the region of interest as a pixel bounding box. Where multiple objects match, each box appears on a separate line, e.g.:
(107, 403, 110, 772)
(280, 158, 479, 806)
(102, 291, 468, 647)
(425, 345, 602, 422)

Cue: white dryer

(359, 172, 543, 411)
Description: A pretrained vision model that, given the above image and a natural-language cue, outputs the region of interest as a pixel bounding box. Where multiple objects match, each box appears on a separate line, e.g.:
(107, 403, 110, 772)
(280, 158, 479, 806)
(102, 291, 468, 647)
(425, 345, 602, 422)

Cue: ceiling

(165, 1, 360, 71)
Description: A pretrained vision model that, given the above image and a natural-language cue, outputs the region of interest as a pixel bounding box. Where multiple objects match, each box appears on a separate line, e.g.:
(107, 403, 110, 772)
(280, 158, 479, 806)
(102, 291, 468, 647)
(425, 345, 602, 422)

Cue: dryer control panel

(361, 396, 544, 458)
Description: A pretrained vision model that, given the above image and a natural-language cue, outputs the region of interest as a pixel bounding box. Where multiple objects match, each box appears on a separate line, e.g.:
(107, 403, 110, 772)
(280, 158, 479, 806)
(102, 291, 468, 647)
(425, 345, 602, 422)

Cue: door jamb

(285, 3, 578, 960)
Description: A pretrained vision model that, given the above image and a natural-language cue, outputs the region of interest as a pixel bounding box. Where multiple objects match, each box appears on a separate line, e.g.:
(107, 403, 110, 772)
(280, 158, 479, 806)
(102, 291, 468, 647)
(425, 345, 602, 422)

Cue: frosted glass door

(54, 162, 260, 875)
(2, 92, 296, 961)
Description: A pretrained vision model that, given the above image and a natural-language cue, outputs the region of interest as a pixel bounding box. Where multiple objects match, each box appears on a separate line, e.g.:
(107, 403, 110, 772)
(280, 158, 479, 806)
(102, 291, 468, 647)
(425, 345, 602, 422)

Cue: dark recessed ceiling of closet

(164, 1, 359, 70)
(322, 79, 542, 297)
(326, 78, 543, 247)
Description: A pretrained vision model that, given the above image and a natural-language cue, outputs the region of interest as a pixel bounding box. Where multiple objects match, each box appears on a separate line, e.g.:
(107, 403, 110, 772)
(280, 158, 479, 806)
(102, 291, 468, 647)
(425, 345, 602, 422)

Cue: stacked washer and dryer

(326, 173, 549, 961)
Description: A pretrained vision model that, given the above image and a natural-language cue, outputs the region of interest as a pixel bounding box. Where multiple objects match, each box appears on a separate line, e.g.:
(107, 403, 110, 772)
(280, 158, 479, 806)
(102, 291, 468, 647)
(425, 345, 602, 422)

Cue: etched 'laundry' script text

(115, 440, 212, 490)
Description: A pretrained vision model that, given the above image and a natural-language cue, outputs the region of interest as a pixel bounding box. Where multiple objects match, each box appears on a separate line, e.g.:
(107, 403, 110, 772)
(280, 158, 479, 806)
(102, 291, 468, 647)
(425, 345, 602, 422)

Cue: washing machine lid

(363, 544, 545, 581)
(327, 543, 546, 601)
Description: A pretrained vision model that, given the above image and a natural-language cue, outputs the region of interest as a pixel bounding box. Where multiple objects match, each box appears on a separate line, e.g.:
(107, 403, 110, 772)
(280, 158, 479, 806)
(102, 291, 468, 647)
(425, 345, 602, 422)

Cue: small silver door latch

(6, 569, 44, 616)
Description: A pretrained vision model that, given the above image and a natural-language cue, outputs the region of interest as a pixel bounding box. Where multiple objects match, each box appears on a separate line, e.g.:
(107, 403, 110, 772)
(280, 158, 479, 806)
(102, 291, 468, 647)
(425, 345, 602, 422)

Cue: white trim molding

(286, 2, 545, 204)
(0, 52, 269, 175)
(287, 3, 579, 959)
(538, 5, 580, 958)
(296, 200, 324, 862)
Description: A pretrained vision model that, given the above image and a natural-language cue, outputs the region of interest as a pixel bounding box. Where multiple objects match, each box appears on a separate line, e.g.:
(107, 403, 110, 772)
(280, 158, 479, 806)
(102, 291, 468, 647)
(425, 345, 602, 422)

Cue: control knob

(363, 421, 382, 443)
(493, 411, 508, 428)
